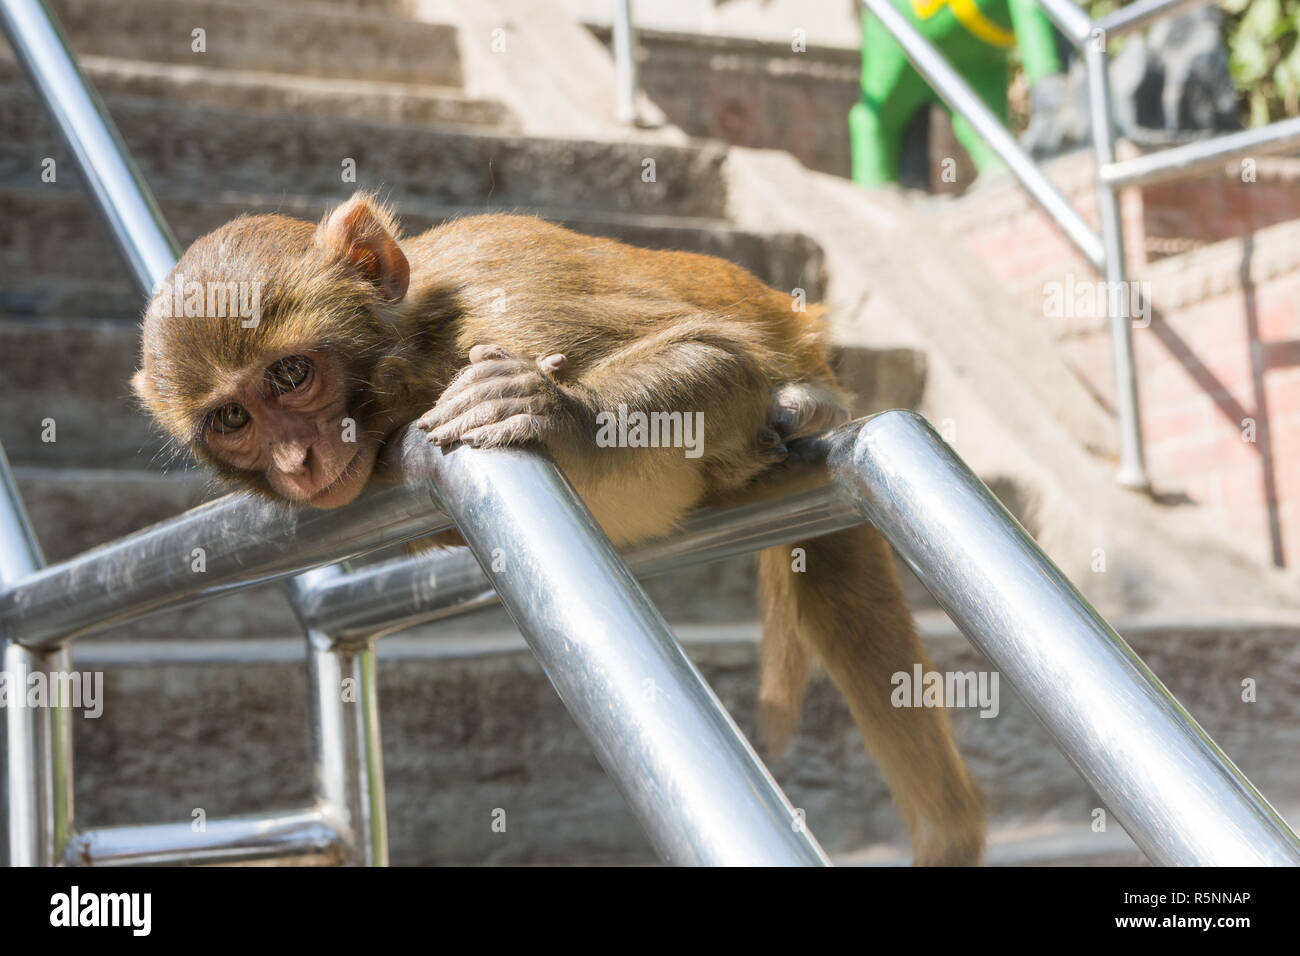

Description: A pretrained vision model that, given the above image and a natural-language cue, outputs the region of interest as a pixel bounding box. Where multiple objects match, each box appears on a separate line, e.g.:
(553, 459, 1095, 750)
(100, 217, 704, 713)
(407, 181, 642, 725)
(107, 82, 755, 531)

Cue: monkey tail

(756, 525, 987, 865)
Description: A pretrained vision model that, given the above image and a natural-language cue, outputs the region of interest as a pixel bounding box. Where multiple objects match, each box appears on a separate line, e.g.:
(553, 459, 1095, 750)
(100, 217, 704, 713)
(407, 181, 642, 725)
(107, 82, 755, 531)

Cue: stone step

(28, 0, 463, 87)
(840, 816, 1152, 866)
(0, 86, 731, 223)
(233, 0, 411, 7)
(252, 0, 411, 9)
(0, 55, 515, 132)
(0, 187, 824, 319)
(4, 276, 904, 468)
(61, 617, 1300, 864)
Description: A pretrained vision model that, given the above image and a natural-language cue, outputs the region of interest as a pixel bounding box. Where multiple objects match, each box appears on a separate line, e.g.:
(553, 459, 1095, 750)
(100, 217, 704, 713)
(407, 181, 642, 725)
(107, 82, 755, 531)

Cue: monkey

(131, 192, 986, 865)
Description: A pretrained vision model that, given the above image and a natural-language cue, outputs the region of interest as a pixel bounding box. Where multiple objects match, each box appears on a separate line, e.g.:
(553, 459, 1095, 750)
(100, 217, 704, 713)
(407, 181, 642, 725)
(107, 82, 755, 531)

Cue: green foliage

(1222, 0, 1300, 121)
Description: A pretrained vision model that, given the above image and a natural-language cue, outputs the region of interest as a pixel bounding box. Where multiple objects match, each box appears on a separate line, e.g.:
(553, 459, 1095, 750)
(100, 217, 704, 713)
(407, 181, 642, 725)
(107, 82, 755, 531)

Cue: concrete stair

(42, 0, 464, 86)
(62, 616, 1300, 865)
(0, 56, 516, 132)
(0, 88, 729, 219)
(0, 190, 825, 320)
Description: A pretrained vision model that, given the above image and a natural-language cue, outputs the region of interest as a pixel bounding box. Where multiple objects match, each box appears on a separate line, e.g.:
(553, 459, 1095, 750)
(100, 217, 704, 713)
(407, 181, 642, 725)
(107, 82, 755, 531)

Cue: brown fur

(758, 529, 985, 865)
(133, 192, 986, 864)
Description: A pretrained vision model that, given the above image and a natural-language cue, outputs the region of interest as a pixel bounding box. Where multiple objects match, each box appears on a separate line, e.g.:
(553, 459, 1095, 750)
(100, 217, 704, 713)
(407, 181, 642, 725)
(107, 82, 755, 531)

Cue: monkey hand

(416, 344, 578, 450)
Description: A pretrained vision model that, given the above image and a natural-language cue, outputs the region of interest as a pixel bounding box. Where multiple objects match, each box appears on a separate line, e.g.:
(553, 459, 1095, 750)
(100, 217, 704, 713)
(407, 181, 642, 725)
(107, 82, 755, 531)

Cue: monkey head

(132, 193, 415, 508)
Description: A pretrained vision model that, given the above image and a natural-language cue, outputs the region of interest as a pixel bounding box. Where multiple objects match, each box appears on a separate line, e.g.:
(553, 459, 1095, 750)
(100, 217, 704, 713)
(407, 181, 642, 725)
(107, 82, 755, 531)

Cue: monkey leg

(757, 525, 986, 866)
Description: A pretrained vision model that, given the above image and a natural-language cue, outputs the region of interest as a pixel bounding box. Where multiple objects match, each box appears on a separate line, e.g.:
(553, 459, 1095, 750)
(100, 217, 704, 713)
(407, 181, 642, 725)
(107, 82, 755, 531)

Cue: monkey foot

(769, 382, 849, 442)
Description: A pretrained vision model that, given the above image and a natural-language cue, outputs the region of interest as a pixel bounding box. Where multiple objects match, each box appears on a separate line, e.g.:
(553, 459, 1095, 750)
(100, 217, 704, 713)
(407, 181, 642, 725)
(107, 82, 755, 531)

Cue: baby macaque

(133, 193, 985, 864)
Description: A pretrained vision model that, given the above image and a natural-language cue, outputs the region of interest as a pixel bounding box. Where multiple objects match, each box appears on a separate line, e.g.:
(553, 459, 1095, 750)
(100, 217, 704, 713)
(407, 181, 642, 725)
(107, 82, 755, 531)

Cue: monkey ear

(130, 368, 157, 408)
(318, 195, 410, 302)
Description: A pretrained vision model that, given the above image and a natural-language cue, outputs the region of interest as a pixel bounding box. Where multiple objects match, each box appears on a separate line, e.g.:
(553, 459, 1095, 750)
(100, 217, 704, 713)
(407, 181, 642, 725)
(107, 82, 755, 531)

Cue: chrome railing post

(0, 443, 73, 867)
(291, 566, 389, 867)
(827, 411, 1300, 866)
(1083, 30, 1149, 489)
(856, 0, 1180, 487)
(0, 0, 180, 294)
(409, 429, 829, 866)
(611, 0, 640, 124)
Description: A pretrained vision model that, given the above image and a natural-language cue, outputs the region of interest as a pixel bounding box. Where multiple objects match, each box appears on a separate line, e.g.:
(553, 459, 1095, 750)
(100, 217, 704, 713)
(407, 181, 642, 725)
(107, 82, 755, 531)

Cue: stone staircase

(1, 0, 1296, 865)
(59, 611, 1300, 865)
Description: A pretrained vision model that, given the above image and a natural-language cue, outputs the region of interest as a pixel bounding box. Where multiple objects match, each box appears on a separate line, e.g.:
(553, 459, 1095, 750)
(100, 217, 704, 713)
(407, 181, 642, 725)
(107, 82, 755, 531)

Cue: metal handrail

(1, 427, 833, 866)
(860, 0, 1300, 492)
(299, 412, 1300, 865)
(0, 462, 455, 651)
(0, 439, 859, 652)
(8, 413, 1300, 865)
(293, 483, 861, 643)
(63, 808, 346, 867)
(1094, 0, 1209, 38)
(832, 412, 1299, 866)
(1101, 115, 1300, 188)
(0, 0, 178, 294)
(859, 0, 1146, 487)
(611, 0, 641, 124)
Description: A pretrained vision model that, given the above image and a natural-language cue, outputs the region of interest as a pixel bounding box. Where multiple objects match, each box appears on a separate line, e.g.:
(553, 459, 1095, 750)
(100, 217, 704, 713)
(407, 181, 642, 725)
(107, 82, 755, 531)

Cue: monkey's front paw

(415, 343, 570, 449)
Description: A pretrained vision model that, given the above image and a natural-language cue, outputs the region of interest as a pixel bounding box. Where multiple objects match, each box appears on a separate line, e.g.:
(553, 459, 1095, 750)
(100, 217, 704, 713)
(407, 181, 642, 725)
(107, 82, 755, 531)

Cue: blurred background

(1, 0, 1297, 865)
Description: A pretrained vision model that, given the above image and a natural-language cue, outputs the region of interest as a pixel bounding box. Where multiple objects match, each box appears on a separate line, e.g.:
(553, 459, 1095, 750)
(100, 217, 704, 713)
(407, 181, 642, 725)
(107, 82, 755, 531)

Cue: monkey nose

(269, 443, 310, 474)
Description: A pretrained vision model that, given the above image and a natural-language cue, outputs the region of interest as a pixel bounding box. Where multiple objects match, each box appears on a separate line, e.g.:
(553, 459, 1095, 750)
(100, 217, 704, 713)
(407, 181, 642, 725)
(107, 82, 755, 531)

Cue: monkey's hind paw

(770, 382, 849, 442)
(415, 343, 569, 450)
(756, 425, 789, 465)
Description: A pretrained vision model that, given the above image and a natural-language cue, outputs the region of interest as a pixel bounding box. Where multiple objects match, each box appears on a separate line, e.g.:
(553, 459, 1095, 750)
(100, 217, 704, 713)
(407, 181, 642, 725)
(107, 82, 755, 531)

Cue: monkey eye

(211, 403, 250, 434)
(266, 355, 313, 394)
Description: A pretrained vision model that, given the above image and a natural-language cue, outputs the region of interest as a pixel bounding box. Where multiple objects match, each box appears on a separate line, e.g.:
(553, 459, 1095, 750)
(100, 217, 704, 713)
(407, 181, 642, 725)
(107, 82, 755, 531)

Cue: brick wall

(931, 151, 1300, 567)
(1143, 160, 1300, 258)
(1135, 229, 1299, 568)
